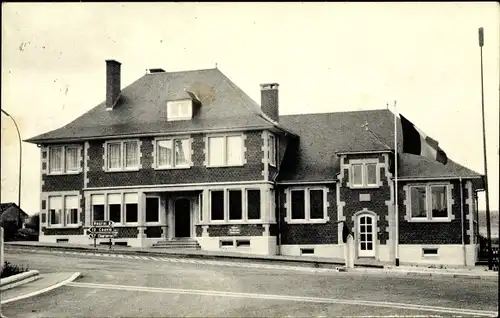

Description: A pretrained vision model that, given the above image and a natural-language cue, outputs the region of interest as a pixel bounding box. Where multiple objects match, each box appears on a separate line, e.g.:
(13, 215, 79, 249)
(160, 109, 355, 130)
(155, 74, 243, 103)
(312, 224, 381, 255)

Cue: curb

(0, 272, 81, 305)
(4, 243, 382, 269)
(347, 267, 498, 281)
(0, 270, 40, 291)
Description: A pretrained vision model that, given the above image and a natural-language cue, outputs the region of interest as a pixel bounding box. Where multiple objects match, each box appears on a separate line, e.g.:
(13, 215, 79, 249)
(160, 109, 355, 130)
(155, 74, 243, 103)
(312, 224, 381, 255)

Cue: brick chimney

(260, 83, 279, 122)
(106, 59, 121, 109)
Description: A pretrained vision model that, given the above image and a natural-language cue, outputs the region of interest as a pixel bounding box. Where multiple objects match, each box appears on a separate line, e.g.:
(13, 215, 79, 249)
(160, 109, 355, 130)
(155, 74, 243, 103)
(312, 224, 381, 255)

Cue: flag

(400, 114, 448, 165)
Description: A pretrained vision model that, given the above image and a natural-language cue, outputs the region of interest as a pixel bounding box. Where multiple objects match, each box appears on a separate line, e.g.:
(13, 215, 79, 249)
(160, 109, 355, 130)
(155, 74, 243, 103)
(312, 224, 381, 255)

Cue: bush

(15, 227, 39, 241)
(0, 261, 29, 279)
(0, 220, 20, 242)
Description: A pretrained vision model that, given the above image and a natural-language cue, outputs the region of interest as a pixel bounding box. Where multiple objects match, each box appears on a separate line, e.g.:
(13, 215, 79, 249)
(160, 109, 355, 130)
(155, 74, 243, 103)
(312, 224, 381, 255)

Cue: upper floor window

(350, 159, 379, 188)
(155, 137, 191, 169)
(269, 134, 277, 166)
(408, 184, 452, 221)
(167, 100, 192, 121)
(285, 187, 329, 224)
(105, 140, 139, 171)
(207, 134, 244, 167)
(48, 145, 80, 174)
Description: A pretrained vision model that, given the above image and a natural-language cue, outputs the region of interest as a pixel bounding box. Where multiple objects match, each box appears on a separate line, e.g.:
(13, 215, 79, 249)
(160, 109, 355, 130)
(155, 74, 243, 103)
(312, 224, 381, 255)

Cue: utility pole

(478, 27, 493, 270)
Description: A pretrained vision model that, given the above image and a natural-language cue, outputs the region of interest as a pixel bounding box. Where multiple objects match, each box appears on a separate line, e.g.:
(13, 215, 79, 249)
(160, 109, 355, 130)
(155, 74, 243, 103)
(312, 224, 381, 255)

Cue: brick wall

(398, 179, 467, 245)
(87, 131, 265, 188)
(42, 145, 85, 192)
(279, 185, 338, 245)
(339, 154, 391, 245)
(207, 224, 265, 237)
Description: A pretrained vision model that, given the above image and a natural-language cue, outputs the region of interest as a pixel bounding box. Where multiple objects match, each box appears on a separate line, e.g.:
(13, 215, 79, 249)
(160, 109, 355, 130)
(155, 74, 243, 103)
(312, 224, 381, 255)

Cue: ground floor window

(146, 197, 160, 223)
(48, 194, 80, 226)
(407, 183, 452, 221)
(286, 187, 329, 224)
(209, 188, 262, 222)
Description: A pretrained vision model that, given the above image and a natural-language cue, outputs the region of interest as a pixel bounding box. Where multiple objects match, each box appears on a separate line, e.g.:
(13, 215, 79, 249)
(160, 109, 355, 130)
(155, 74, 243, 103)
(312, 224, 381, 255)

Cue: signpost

(88, 220, 117, 251)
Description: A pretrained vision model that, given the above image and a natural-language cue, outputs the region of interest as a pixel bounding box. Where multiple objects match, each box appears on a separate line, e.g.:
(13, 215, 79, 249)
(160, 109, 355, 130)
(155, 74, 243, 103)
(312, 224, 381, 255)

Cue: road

(1, 248, 498, 317)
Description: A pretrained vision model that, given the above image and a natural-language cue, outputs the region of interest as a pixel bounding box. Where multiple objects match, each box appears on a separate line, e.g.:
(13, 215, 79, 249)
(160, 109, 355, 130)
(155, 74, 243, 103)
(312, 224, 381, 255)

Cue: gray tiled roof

(278, 109, 482, 181)
(25, 68, 283, 143)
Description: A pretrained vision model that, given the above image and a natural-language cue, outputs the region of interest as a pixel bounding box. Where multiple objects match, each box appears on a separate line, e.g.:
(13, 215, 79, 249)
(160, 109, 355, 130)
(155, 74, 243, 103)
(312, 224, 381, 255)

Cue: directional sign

(93, 220, 114, 227)
(88, 232, 118, 239)
(88, 227, 115, 233)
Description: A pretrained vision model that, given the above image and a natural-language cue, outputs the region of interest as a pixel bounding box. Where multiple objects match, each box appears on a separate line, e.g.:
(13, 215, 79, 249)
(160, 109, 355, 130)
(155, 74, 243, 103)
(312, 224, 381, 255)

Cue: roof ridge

(145, 68, 218, 75)
(279, 108, 390, 117)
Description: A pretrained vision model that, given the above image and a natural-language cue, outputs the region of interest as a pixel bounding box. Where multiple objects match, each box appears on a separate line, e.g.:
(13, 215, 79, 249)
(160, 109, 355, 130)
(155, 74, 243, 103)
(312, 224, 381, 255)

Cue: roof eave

(24, 124, 280, 145)
(336, 149, 394, 156)
(397, 175, 484, 181)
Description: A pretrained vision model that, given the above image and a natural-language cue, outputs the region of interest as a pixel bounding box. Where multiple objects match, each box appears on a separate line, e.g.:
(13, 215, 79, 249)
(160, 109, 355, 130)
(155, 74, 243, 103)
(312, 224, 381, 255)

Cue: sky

(1, 2, 499, 215)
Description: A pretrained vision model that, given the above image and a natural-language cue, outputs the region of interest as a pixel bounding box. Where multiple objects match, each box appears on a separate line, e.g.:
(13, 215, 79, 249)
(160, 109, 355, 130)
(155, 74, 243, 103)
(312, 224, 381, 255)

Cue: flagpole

(478, 27, 493, 270)
(394, 100, 400, 266)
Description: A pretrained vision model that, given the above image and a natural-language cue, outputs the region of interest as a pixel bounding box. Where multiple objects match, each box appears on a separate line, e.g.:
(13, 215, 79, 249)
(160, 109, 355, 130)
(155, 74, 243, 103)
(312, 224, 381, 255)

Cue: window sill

(349, 185, 380, 190)
(269, 163, 277, 168)
(285, 218, 330, 224)
(200, 220, 265, 225)
(407, 218, 452, 223)
(154, 165, 192, 170)
(46, 171, 81, 176)
(64, 224, 81, 228)
(145, 222, 162, 226)
(207, 164, 244, 168)
(105, 168, 140, 173)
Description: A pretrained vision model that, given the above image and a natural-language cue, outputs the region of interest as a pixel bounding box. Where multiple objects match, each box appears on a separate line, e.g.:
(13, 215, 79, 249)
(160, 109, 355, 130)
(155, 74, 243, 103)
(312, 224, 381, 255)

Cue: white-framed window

(64, 195, 79, 225)
(155, 137, 191, 169)
(91, 194, 105, 222)
(349, 159, 379, 188)
(209, 188, 261, 223)
(408, 184, 452, 221)
(207, 134, 244, 167)
(167, 99, 193, 121)
(105, 140, 139, 171)
(90, 192, 140, 225)
(47, 193, 80, 227)
(49, 196, 63, 226)
(269, 134, 277, 167)
(145, 196, 160, 223)
(48, 145, 81, 174)
(124, 193, 139, 224)
(108, 193, 122, 223)
(285, 187, 329, 224)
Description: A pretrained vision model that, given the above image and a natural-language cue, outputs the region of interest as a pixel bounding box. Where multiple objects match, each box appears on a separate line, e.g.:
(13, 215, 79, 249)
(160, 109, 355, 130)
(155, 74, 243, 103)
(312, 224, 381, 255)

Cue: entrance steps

(151, 239, 201, 250)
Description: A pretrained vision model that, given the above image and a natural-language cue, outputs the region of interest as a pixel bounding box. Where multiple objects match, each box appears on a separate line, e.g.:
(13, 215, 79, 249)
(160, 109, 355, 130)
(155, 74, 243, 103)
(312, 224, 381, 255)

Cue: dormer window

(167, 99, 192, 121)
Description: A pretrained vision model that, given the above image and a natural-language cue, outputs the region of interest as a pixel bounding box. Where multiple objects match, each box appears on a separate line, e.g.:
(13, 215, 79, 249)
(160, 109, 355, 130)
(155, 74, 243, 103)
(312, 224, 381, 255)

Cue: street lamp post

(478, 27, 493, 270)
(1, 109, 22, 228)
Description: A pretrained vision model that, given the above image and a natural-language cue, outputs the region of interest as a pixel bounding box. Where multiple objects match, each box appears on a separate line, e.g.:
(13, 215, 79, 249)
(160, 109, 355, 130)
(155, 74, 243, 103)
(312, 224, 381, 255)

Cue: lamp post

(478, 27, 493, 270)
(1, 109, 22, 228)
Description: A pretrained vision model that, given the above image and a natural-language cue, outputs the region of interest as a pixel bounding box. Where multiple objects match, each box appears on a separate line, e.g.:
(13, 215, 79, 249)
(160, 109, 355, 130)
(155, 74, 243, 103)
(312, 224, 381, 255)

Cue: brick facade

(207, 224, 265, 237)
(339, 154, 391, 245)
(398, 179, 470, 245)
(279, 185, 338, 245)
(86, 131, 265, 188)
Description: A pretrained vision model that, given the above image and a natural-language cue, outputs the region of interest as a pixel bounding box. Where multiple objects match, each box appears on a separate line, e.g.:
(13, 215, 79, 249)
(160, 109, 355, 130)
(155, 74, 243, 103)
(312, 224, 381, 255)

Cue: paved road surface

(2, 248, 498, 317)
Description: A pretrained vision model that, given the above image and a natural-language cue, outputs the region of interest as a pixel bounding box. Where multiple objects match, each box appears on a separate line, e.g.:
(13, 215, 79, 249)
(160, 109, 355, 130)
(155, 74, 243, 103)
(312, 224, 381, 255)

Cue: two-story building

(25, 60, 484, 267)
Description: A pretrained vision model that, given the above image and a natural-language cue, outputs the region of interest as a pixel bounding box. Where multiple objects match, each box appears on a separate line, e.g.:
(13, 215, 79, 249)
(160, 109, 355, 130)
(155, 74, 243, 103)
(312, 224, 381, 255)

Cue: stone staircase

(151, 239, 201, 250)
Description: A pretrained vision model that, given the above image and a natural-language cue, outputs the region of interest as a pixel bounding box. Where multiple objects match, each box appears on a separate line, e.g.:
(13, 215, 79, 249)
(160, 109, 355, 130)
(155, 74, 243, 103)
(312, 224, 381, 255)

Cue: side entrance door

(357, 214, 376, 257)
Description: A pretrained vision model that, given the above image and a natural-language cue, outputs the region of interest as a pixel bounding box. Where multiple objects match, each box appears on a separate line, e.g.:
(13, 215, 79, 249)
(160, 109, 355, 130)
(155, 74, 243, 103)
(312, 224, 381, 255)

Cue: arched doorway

(357, 213, 376, 257)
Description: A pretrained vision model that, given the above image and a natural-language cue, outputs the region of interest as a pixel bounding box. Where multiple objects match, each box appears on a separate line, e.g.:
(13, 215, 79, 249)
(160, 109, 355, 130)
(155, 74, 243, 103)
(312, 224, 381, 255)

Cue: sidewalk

(0, 272, 81, 305)
(5, 241, 499, 280)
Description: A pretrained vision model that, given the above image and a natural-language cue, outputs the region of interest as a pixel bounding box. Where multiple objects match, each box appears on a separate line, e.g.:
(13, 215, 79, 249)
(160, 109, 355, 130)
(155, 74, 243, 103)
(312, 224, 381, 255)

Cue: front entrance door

(357, 214, 375, 257)
(174, 198, 191, 238)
